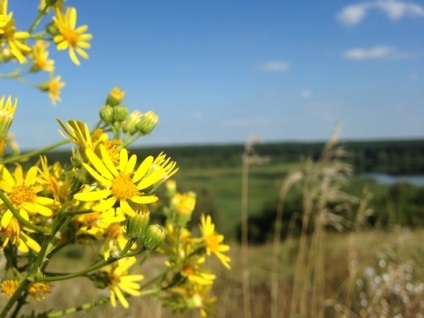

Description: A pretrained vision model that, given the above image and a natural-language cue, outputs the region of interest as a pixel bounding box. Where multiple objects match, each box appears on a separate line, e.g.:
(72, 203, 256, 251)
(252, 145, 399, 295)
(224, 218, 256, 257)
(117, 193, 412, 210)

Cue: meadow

(4, 139, 424, 317)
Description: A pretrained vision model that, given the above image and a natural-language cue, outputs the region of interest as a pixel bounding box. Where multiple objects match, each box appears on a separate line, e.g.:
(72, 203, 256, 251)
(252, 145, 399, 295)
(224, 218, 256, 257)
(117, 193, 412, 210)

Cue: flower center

(1, 279, 19, 296)
(182, 264, 196, 277)
(107, 223, 121, 239)
(62, 28, 79, 47)
(111, 173, 138, 200)
(83, 212, 100, 227)
(4, 218, 19, 239)
(9, 185, 36, 207)
(205, 234, 220, 253)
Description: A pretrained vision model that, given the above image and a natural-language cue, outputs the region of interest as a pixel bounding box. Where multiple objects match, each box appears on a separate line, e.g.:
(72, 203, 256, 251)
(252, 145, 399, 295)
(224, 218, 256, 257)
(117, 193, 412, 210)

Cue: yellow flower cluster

(155, 181, 231, 316)
(0, 2, 231, 316)
(0, 88, 230, 316)
(0, 0, 92, 104)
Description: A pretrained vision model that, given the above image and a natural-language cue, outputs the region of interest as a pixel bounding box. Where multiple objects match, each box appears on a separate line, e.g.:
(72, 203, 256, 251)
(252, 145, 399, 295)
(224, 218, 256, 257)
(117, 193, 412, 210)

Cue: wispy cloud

(257, 61, 290, 72)
(337, 0, 424, 26)
(222, 117, 269, 127)
(343, 45, 407, 60)
(300, 90, 313, 99)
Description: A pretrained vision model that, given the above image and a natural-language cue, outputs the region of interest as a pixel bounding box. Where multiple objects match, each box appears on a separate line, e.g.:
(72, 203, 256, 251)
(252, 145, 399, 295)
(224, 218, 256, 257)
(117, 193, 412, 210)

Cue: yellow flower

(101, 257, 143, 308)
(0, 215, 41, 253)
(53, 7, 92, 66)
(74, 207, 125, 242)
(172, 191, 196, 216)
(1, 278, 19, 296)
(181, 255, 216, 286)
(39, 75, 65, 105)
(37, 156, 68, 203)
(74, 145, 170, 217)
(0, 0, 31, 63)
(189, 285, 217, 317)
(57, 119, 107, 151)
(101, 220, 131, 260)
(199, 214, 231, 269)
(150, 152, 179, 183)
(31, 40, 55, 73)
(0, 96, 17, 157)
(28, 282, 52, 301)
(0, 164, 56, 218)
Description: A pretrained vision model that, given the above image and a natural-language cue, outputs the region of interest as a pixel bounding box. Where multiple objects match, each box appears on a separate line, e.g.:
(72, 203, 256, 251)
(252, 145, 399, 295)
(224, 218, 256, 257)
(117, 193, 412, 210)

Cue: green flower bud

(137, 111, 159, 135)
(100, 105, 114, 124)
(143, 224, 166, 250)
(106, 87, 126, 106)
(45, 21, 59, 35)
(122, 110, 142, 135)
(126, 205, 150, 239)
(112, 105, 128, 122)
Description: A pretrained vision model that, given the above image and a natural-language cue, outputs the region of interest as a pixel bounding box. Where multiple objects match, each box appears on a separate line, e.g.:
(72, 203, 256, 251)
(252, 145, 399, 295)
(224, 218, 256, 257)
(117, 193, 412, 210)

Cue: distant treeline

(33, 138, 424, 175)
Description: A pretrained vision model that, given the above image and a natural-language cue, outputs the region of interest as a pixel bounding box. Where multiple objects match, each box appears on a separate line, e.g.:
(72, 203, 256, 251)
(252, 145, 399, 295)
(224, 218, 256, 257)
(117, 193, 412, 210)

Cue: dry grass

(1, 229, 423, 317)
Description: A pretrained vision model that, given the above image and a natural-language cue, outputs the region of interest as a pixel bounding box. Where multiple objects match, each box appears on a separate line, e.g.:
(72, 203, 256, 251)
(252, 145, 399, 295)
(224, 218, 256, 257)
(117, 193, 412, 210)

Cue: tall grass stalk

(271, 171, 302, 318)
(279, 127, 358, 317)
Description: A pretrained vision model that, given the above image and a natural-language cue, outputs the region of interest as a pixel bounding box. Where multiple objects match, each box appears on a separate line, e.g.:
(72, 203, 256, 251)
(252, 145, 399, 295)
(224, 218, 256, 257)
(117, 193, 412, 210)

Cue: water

(359, 173, 424, 186)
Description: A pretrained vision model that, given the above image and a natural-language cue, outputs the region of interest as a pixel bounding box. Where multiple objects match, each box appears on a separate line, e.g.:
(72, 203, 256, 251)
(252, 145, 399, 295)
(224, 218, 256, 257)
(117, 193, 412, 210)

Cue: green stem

(41, 258, 118, 282)
(44, 287, 161, 318)
(41, 239, 136, 282)
(0, 140, 69, 165)
(0, 190, 51, 235)
(28, 4, 49, 33)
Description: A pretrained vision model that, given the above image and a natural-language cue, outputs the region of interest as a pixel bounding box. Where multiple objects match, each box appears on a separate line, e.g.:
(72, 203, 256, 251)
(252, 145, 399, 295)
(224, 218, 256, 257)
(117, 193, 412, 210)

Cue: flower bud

(126, 205, 150, 239)
(137, 111, 158, 135)
(100, 105, 114, 124)
(0, 96, 17, 157)
(122, 110, 142, 135)
(142, 224, 165, 250)
(172, 192, 196, 225)
(112, 105, 128, 122)
(165, 180, 177, 198)
(106, 87, 125, 106)
(45, 21, 59, 35)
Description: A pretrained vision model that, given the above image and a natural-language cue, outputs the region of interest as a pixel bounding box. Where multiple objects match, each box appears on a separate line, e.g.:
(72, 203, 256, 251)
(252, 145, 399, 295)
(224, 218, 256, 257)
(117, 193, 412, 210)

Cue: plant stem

(0, 140, 69, 165)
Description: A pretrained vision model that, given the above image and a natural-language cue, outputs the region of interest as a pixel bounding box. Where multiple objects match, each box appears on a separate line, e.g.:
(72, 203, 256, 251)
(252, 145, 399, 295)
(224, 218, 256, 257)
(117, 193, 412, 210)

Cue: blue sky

(4, 0, 424, 150)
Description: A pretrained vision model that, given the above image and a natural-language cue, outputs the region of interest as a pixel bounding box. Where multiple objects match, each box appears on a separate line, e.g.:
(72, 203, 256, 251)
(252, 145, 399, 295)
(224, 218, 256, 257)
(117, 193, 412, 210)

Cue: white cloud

(257, 61, 290, 72)
(343, 45, 401, 60)
(193, 111, 203, 119)
(223, 117, 269, 127)
(300, 90, 313, 99)
(337, 0, 424, 26)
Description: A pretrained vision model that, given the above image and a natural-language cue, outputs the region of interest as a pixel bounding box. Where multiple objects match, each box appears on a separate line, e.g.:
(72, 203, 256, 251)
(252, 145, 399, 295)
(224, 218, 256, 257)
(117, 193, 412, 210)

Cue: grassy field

(173, 162, 302, 238)
(3, 229, 423, 317)
(3, 144, 423, 317)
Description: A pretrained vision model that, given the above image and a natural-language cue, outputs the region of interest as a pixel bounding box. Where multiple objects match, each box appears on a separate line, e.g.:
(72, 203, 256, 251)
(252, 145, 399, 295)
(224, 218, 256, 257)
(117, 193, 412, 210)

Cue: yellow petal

(24, 166, 38, 186)
(86, 149, 114, 180)
(74, 189, 111, 201)
(133, 156, 153, 182)
(131, 195, 157, 204)
(100, 145, 118, 176)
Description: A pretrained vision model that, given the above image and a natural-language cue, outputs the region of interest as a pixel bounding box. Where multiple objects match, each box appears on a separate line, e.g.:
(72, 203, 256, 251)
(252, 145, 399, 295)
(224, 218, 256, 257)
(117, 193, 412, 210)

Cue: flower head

(1, 278, 19, 296)
(74, 145, 175, 217)
(0, 0, 31, 63)
(31, 40, 55, 73)
(199, 214, 231, 269)
(53, 7, 92, 65)
(100, 256, 143, 308)
(39, 75, 65, 105)
(0, 215, 41, 253)
(0, 96, 17, 157)
(28, 282, 52, 301)
(0, 164, 56, 218)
